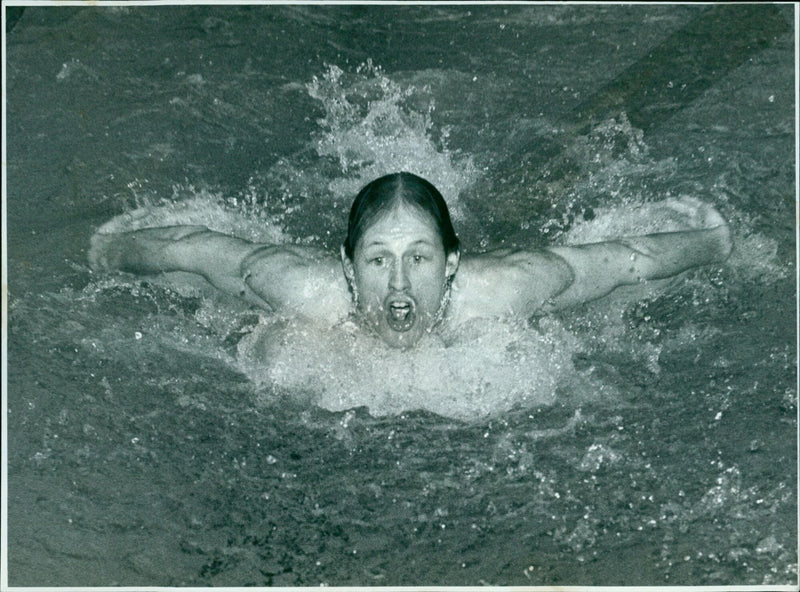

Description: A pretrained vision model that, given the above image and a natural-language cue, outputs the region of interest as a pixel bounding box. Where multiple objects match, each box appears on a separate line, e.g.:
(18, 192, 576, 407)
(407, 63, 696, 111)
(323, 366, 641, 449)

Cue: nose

(388, 259, 410, 291)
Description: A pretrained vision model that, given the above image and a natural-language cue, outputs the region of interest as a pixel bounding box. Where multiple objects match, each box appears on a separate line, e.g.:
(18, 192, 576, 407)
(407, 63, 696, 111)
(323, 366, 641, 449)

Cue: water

(4, 3, 797, 587)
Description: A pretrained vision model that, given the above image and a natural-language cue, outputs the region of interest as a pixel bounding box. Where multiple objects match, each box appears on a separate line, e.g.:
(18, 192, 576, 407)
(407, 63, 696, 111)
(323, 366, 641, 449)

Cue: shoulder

(243, 244, 351, 323)
(448, 248, 573, 321)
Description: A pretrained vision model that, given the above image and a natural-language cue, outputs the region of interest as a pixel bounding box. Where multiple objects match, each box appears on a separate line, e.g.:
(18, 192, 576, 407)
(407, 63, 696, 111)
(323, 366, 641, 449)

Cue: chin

(376, 324, 428, 349)
(380, 331, 422, 349)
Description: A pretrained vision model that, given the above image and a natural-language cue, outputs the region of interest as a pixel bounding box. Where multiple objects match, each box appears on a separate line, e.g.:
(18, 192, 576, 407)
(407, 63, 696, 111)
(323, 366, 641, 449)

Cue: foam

(304, 62, 478, 220)
(94, 186, 288, 245)
(725, 231, 788, 282)
(237, 315, 599, 422)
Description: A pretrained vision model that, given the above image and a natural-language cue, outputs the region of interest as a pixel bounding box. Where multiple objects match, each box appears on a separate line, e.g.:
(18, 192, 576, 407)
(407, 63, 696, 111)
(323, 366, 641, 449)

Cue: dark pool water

(4, 3, 797, 588)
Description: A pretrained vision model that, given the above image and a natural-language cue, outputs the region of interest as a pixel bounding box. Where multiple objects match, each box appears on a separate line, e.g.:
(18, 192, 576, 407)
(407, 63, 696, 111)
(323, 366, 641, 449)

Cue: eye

(412, 255, 424, 264)
(369, 256, 385, 266)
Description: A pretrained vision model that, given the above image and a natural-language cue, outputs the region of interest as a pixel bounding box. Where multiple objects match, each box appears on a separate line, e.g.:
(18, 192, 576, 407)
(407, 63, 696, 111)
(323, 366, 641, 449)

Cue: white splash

(93, 185, 287, 245)
(237, 314, 599, 422)
(304, 61, 477, 219)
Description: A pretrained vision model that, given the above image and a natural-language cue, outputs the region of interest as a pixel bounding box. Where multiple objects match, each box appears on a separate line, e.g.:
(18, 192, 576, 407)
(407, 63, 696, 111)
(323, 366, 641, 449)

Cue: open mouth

(385, 297, 416, 332)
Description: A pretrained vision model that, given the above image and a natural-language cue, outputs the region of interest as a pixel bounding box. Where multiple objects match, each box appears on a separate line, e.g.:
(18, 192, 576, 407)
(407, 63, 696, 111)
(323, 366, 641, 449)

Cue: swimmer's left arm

(454, 201, 731, 318)
(542, 222, 732, 310)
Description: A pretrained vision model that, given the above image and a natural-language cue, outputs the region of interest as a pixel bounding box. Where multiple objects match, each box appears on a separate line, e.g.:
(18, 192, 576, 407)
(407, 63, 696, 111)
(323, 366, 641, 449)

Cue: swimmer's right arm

(89, 226, 350, 316)
(90, 226, 281, 309)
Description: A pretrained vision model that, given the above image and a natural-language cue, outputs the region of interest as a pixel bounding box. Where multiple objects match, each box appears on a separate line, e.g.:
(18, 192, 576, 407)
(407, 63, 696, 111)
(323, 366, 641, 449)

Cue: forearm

(113, 227, 248, 272)
(546, 224, 731, 309)
(613, 224, 731, 280)
(91, 226, 268, 302)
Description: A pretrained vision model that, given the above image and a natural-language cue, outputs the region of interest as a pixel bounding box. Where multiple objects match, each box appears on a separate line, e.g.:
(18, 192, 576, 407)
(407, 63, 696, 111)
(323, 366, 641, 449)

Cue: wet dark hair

(343, 172, 460, 260)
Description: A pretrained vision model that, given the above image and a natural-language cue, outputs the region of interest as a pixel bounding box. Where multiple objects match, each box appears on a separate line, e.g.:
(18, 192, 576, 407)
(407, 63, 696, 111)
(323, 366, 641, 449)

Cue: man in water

(89, 172, 732, 349)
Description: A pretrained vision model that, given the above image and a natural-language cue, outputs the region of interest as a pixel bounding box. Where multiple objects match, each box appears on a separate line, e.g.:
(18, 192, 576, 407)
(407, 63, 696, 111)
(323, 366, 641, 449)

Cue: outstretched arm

(88, 226, 349, 318)
(543, 221, 731, 310)
(452, 199, 732, 320)
(90, 226, 274, 308)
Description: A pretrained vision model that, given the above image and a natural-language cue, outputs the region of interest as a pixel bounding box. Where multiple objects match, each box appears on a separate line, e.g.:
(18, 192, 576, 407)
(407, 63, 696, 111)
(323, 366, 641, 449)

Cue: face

(342, 203, 459, 349)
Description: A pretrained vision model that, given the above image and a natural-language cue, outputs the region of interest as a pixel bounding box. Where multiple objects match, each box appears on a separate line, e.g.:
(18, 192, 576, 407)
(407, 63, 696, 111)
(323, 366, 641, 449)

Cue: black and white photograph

(2, 1, 797, 588)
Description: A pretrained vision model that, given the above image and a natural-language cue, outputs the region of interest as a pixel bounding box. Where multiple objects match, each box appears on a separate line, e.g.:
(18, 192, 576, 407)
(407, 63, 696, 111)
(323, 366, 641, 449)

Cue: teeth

(384, 297, 415, 332)
(390, 303, 410, 320)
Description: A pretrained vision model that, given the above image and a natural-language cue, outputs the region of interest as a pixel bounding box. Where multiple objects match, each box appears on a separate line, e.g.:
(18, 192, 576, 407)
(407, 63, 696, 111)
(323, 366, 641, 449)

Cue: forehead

(357, 203, 442, 249)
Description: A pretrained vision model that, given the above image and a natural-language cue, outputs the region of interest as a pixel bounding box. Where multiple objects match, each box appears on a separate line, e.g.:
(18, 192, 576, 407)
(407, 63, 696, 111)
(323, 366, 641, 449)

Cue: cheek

(411, 266, 448, 302)
(353, 269, 387, 305)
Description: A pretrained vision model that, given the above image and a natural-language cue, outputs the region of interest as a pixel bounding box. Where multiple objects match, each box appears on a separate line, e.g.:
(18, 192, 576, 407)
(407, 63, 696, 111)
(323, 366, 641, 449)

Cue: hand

(663, 196, 726, 229)
(88, 231, 125, 271)
(663, 197, 732, 259)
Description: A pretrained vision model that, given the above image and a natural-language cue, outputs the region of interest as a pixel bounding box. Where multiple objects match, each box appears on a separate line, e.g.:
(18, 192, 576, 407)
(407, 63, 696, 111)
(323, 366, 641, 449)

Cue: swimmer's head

(343, 172, 460, 260)
(341, 172, 460, 349)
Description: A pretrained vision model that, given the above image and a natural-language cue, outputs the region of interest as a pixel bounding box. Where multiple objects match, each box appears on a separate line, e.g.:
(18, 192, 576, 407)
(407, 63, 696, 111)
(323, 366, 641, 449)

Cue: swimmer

(88, 172, 732, 349)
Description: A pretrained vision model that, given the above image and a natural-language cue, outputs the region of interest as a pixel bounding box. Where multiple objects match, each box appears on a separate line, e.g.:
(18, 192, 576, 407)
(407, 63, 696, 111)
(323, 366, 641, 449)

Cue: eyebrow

(408, 240, 436, 250)
(363, 239, 435, 249)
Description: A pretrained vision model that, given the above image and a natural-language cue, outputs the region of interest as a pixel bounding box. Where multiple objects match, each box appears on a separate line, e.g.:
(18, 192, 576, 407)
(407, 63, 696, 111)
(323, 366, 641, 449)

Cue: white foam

(726, 231, 788, 282)
(561, 196, 717, 245)
(304, 62, 477, 220)
(93, 186, 288, 245)
(237, 314, 600, 422)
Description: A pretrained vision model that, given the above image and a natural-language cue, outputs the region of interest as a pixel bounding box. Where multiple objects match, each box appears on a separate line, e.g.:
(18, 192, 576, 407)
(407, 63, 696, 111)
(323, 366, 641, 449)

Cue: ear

(340, 245, 355, 283)
(445, 249, 460, 278)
